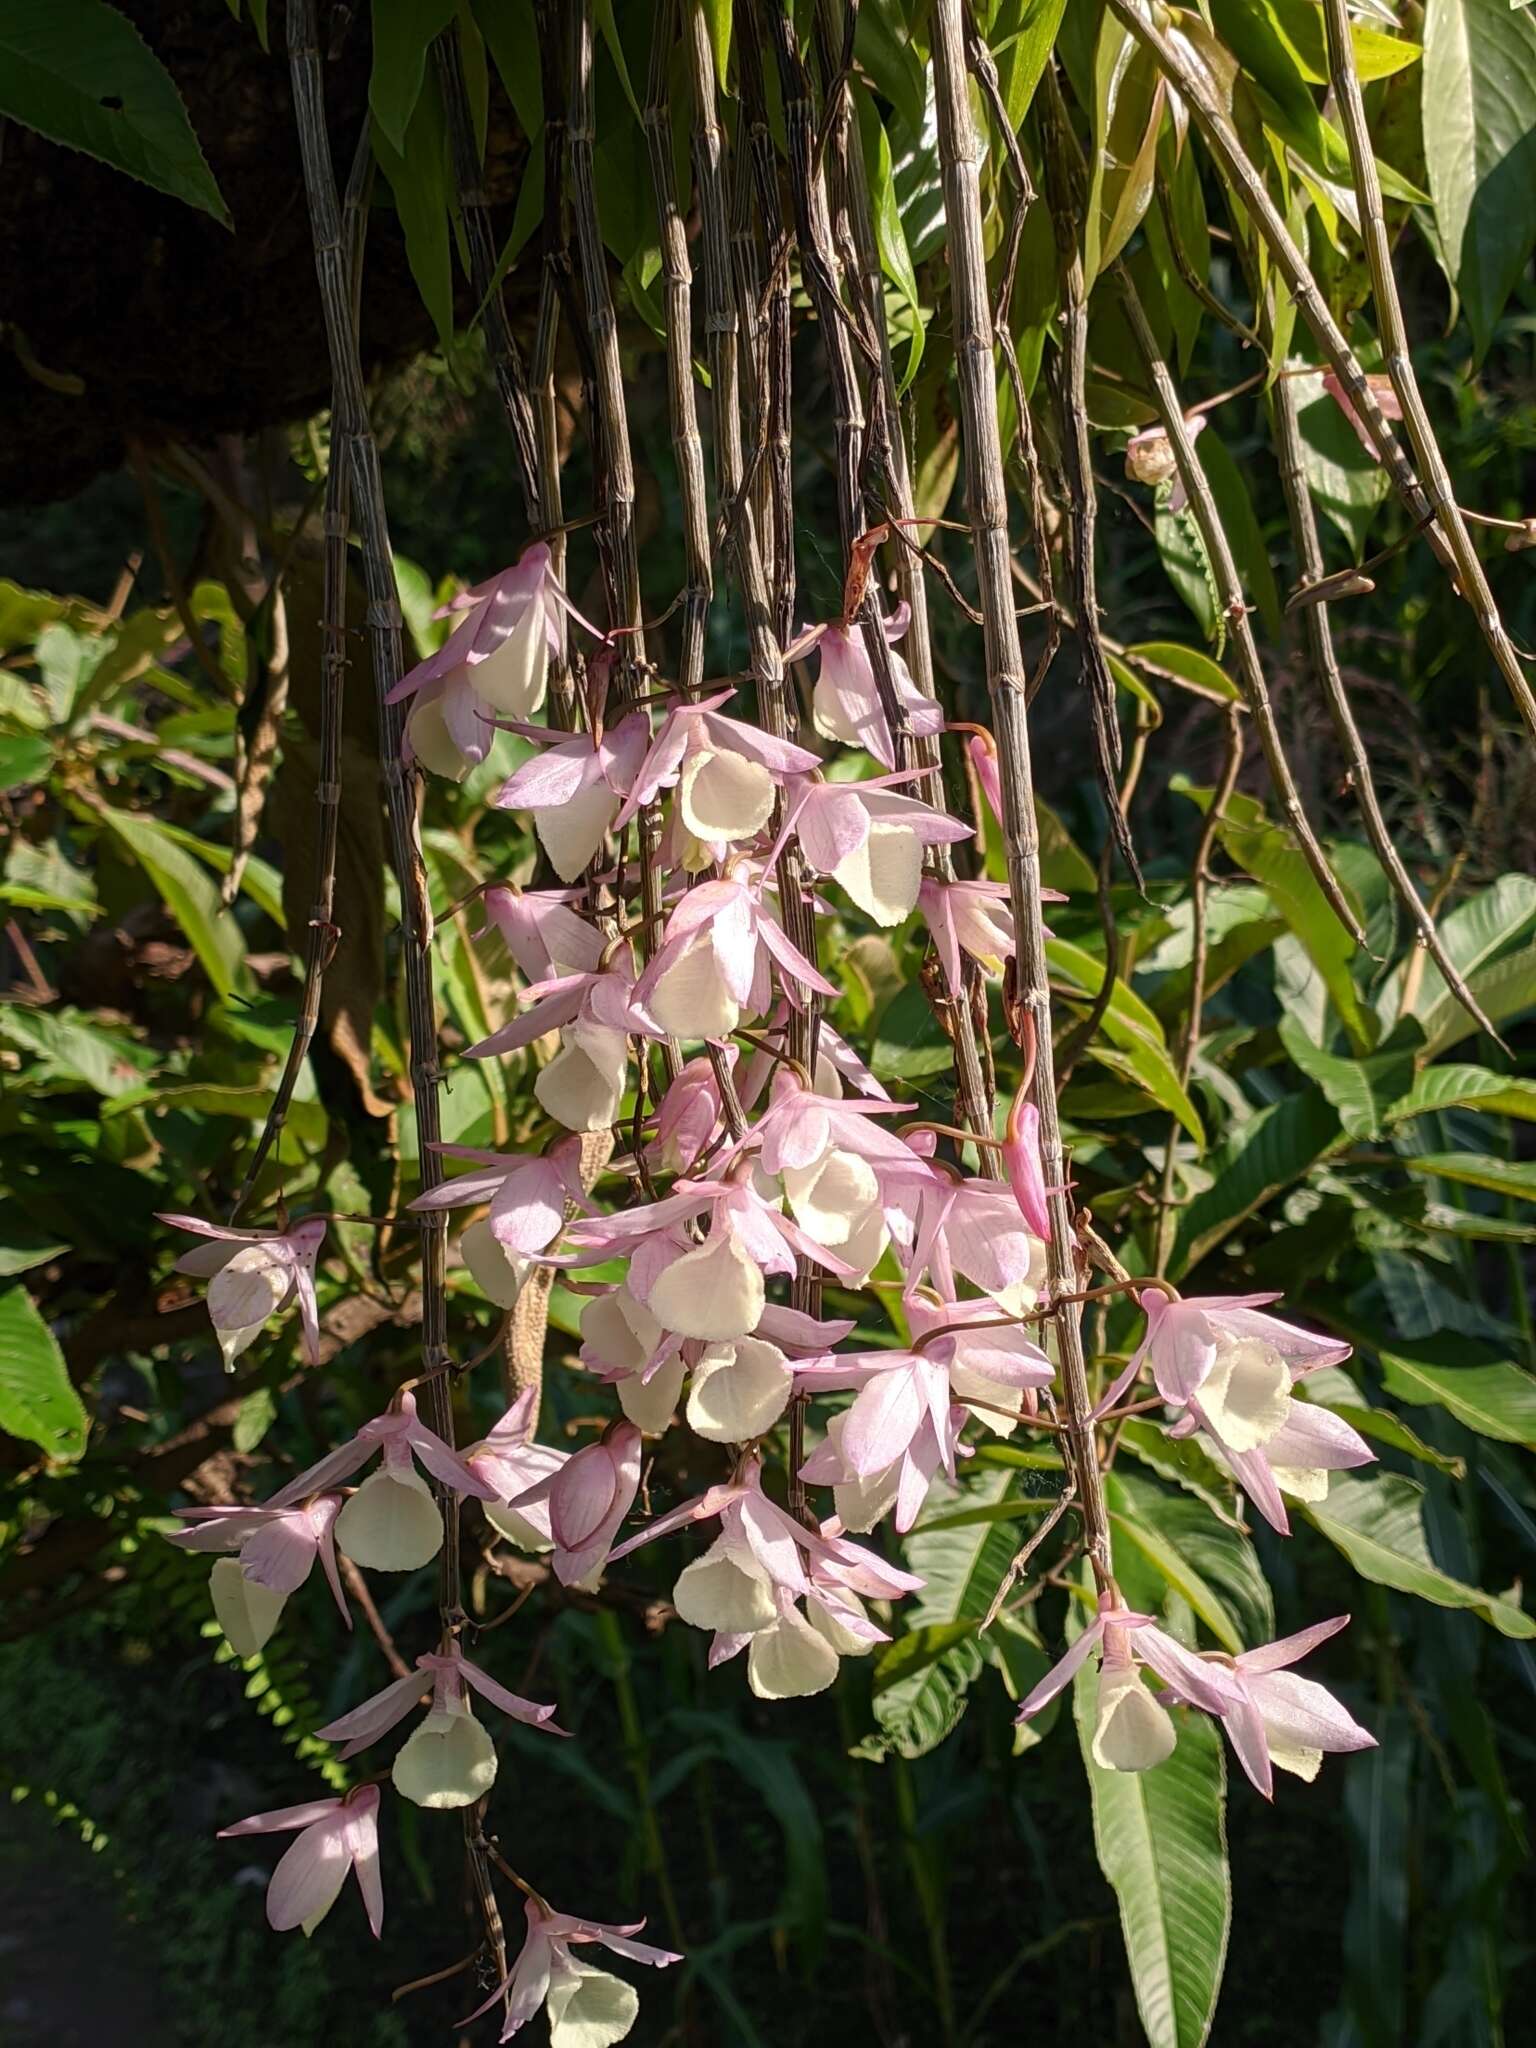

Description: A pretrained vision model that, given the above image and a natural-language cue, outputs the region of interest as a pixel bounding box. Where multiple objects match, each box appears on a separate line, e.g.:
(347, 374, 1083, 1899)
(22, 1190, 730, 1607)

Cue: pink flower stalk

(966, 732, 1003, 831)
(387, 543, 583, 777)
(1322, 370, 1402, 457)
(218, 1784, 382, 1937)
(1018, 1590, 1237, 1772)
(1162, 1615, 1376, 1798)
(1002, 1079, 1052, 1242)
(787, 603, 944, 769)
(777, 774, 971, 928)
(482, 885, 605, 985)
(317, 1649, 561, 1814)
(1125, 413, 1207, 513)
(463, 1895, 681, 2044)
(158, 1212, 326, 1369)
(407, 1136, 589, 1255)
(616, 689, 820, 853)
(508, 1421, 644, 1583)
(630, 871, 837, 1042)
(492, 712, 650, 881)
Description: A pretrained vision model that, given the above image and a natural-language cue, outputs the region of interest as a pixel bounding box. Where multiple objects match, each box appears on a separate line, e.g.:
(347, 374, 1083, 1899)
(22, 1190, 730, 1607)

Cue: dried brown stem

(930, 0, 1112, 1591)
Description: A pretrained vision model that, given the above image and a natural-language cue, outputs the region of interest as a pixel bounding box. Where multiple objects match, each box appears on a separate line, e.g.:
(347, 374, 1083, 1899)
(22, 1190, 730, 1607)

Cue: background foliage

(2, 2, 1535, 2044)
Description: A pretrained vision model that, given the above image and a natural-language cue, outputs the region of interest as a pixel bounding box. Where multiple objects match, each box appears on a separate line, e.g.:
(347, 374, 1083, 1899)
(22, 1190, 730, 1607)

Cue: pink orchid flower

(788, 603, 943, 769)
(482, 885, 605, 985)
(707, 1568, 887, 1699)
(1125, 413, 1206, 513)
(316, 1645, 564, 1816)
(794, 1302, 1052, 1505)
(262, 1389, 495, 1573)
(917, 877, 1015, 997)
(158, 1212, 326, 1369)
(508, 1421, 644, 1584)
(387, 543, 585, 777)
(1019, 1589, 1238, 1772)
(800, 1399, 970, 1534)
(775, 773, 971, 928)
(608, 1454, 923, 1630)
(463, 1389, 570, 1553)
(466, 936, 638, 1061)
(1162, 1614, 1376, 1798)
(1322, 370, 1402, 458)
(630, 871, 836, 1042)
(1099, 1291, 1353, 1413)
(492, 711, 650, 881)
(616, 689, 820, 851)
(218, 1784, 382, 1937)
(899, 1159, 1050, 1302)
(168, 1494, 349, 1651)
(966, 732, 1003, 831)
(464, 1895, 681, 2043)
(647, 1052, 733, 1174)
(407, 1136, 589, 1255)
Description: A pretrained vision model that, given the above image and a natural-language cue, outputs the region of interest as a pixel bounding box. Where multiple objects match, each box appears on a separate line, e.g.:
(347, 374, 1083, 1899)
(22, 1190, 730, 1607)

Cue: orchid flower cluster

(161, 541, 1375, 2041)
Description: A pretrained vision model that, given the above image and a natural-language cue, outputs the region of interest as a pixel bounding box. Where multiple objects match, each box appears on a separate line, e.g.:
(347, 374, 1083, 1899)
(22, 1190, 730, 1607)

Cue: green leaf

(870, 1622, 987, 1759)
(233, 1386, 279, 1454)
(593, 0, 643, 124)
(1107, 1471, 1274, 1652)
(0, 1004, 156, 1096)
(1423, 0, 1536, 357)
(1125, 641, 1240, 705)
(854, 2, 926, 136)
(1421, 942, 1536, 1059)
(702, 0, 731, 91)
(1376, 1347, 1536, 1447)
(995, 0, 1069, 128)
(1399, 1152, 1536, 1201)
(372, 74, 455, 349)
(95, 806, 249, 1001)
(1385, 1063, 1536, 1125)
(1287, 365, 1392, 559)
(1178, 784, 1372, 1051)
(0, 731, 54, 787)
(856, 93, 924, 391)
(1388, 873, 1536, 1039)
(370, 0, 458, 153)
(1307, 1473, 1536, 1636)
(1154, 496, 1220, 642)
(0, 1285, 89, 1460)
(1075, 1655, 1231, 2048)
(1171, 1087, 1343, 1276)
(473, 0, 540, 138)
(1276, 1016, 1418, 1139)
(1086, 15, 1166, 282)
(1198, 427, 1283, 641)
(0, 0, 228, 223)
(1264, 0, 1420, 82)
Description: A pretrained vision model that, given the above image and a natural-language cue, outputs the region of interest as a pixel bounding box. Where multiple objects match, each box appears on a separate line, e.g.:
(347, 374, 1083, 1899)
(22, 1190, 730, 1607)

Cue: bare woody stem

(930, 0, 1113, 1590)
(231, 132, 371, 1217)
(1106, 0, 1536, 746)
(1265, 326, 1503, 1047)
(1115, 268, 1369, 954)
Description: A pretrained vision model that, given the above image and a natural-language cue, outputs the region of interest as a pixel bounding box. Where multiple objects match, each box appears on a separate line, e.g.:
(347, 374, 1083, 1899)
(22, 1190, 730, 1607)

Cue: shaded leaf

(0, 1284, 88, 1460)
(1307, 1473, 1536, 1636)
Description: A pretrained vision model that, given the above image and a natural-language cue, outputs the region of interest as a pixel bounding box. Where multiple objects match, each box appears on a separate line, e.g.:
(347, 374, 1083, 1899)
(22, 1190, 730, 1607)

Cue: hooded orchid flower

(707, 1572, 886, 1700)
(917, 877, 1015, 997)
(799, 1400, 970, 1535)
(466, 939, 638, 1062)
(464, 1895, 682, 2045)
(317, 1645, 565, 1810)
(482, 884, 605, 985)
(387, 543, 584, 777)
(407, 1136, 589, 1255)
(507, 1421, 644, 1584)
(647, 1052, 732, 1175)
(562, 1169, 859, 1342)
(1018, 1590, 1238, 1772)
(158, 1212, 326, 1370)
(1098, 1290, 1353, 1414)
(1322, 370, 1402, 458)
(616, 690, 821, 853)
(898, 1156, 1050, 1304)
(263, 1389, 496, 1571)
(1125, 413, 1207, 514)
(778, 774, 971, 927)
(218, 1784, 383, 1938)
(608, 1454, 922, 1646)
(793, 1303, 1052, 1517)
(492, 711, 650, 881)
(1161, 1614, 1376, 1798)
(720, 1070, 931, 1252)
(787, 603, 943, 769)
(630, 871, 836, 1042)
(463, 1389, 571, 1554)
(169, 1494, 348, 1656)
